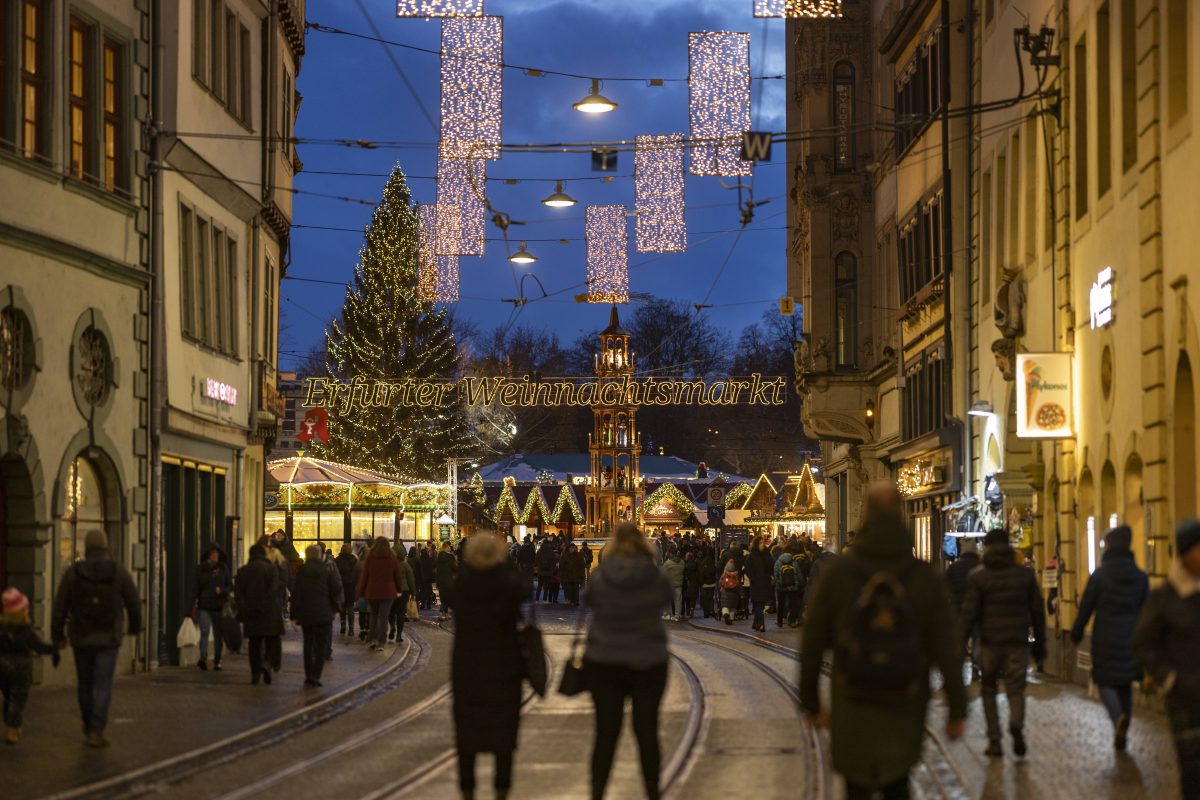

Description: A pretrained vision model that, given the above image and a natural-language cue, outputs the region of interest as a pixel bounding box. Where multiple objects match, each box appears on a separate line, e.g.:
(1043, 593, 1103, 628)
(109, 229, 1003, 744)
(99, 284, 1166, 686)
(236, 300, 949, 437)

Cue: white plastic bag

(176, 616, 200, 650)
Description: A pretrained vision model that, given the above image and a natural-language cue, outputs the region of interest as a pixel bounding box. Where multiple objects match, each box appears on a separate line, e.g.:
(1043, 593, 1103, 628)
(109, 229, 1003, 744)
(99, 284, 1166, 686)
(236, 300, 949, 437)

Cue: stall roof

(267, 455, 414, 488)
(477, 452, 751, 484)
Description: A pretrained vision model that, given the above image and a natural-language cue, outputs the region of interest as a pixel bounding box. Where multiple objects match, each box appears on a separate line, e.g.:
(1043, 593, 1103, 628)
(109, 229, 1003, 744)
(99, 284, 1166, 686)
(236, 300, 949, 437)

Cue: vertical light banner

(1015, 353, 1074, 438)
(418, 204, 460, 303)
(440, 16, 503, 161)
(397, 0, 484, 17)
(586, 206, 629, 304)
(752, 0, 843, 17)
(688, 31, 751, 177)
(434, 251, 461, 303)
(436, 144, 487, 256)
(635, 133, 687, 253)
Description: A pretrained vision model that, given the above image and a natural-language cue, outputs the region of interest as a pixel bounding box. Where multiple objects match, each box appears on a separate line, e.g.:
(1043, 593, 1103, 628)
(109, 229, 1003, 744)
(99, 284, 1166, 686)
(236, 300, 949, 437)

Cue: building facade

(0, 0, 153, 683)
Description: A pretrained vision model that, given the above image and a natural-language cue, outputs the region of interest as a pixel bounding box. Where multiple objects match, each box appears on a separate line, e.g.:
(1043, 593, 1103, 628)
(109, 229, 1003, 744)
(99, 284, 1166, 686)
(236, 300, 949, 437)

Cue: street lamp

(541, 180, 577, 208)
(573, 79, 618, 113)
(509, 242, 537, 265)
(968, 400, 995, 417)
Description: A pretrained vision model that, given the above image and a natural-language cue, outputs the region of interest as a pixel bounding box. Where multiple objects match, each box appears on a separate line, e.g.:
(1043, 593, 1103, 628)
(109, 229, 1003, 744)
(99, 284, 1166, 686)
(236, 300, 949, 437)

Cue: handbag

(557, 613, 588, 696)
(406, 595, 419, 621)
(517, 604, 547, 697)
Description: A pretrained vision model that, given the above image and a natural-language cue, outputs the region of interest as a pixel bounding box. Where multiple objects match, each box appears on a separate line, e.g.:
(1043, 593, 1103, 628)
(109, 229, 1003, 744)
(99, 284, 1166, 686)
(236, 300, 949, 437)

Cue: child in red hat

(1, 587, 59, 744)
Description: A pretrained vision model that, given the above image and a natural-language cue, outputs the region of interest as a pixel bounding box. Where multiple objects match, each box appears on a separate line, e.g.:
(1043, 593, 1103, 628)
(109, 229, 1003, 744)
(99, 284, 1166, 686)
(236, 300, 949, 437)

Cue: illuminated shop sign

(302, 374, 788, 414)
(1015, 353, 1073, 438)
(897, 447, 951, 497)
(204, 378, 238, 406)
(1089, 267, 1115, 329)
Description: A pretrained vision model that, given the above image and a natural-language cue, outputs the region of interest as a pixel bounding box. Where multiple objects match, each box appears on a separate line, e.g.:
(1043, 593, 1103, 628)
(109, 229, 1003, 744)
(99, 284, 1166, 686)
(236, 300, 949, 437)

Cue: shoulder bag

(517, 602, 547, 697)
(557, 610, 589, 696)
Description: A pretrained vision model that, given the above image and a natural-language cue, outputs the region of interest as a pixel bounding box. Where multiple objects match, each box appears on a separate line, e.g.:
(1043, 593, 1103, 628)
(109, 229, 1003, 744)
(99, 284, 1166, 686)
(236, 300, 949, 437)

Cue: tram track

(41, 633, 432, 800)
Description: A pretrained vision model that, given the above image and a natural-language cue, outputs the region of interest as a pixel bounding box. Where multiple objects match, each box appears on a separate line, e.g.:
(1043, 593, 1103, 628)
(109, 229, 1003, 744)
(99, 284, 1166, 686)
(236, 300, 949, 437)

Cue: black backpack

(778, 561, 799, 589)
(71, 567, 121, 633)
(836, 559, 924, 701)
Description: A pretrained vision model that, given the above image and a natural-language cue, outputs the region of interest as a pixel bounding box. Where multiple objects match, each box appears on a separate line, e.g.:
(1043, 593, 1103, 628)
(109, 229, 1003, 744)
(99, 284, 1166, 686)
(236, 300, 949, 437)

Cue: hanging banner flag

(592, 147, 619, 172)
(739, 131, 773, 162)
(1015, 353, 1073, 438)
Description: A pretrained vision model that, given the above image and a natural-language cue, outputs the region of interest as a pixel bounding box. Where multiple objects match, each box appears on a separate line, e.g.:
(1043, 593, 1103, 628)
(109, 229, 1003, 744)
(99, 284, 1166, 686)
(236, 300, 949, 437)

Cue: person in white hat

(1, 586, 59, 744)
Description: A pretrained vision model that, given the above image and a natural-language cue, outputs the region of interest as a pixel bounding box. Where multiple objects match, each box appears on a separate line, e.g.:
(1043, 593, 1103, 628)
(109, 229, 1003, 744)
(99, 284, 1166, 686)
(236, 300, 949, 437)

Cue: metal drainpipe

(939, 0, 958, 559)
(963, 1, 975, 509)
(147, 0, 165, 670)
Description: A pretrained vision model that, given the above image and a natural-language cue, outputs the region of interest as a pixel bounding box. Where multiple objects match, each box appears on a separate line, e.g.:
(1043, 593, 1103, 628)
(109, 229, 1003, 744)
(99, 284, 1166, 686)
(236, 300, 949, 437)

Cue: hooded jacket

(944, 549, 980, 614)
(194, 543, 232, 612)
(1070, 546, 1148, 686)
(744, 548, 774, 602)
(291, 557, 343, 626)
(661, 554, 685, 589)
(773, 552, 804, 593)
(961, 542, 1045, 649)
(1134, 561, 1200, 704)
(51, 546, 141, 648)
(583, 553, 672, 669)
(235, 551, 284, 637)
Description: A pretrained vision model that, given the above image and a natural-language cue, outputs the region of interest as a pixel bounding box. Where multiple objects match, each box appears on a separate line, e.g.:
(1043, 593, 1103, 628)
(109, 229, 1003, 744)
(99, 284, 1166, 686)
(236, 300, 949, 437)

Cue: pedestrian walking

(718, 560, 741, 625)
(419, 546, 436, 609)
(390, 543, 416, 643)
(291, 545, 342, 687)
(534, 538, 557, 603)
(357, 537, 405, 651)
(449, 533, 530, 800)
(697, 551, 717, 619)
(1, 588, 59, 744)
(681, 551, 699, 619)
(772, 550, 803, 628)
(960, 527, 1046, 758)
(744, 536, 774, 632)
(1069, 525, 1148, 750)
(335, 544, 358, 636)
(1134, 518, 1200, 800)
(50, 529, 142, 747)
(945, 542, 982, 679)
(235, 543, 283, 686)
(260, 534, 291, 673)
(583, 523, 672, 800)
(436, 541, 459, 619)
(801, 485, 966, 800)
(192, 543, 231, 671)
(661, 547, 684, 621)
(581, 541, 594, 580)
(561, 543, 586, 606)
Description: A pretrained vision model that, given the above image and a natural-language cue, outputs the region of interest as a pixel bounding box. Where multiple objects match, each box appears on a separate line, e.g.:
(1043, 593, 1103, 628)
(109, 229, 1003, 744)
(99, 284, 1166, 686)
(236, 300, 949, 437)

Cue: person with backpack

(773, 550, 803, 628)
(1135, 518, 1200, 800)
(660, 547, 685, 621)
(236, 543, 283, 685)
(1069, 525, 1148, 751)
(718, 560, 741, 625)
(50, 529, 141, 747)
(960, 528, 1046, 758)
(801, 484, 966, 799)
(1, 587, 59, 744)
(291, 545, 342, 687)
(335, 544, 358, 636)
(192, 543, 231, 672)
(744, 536, 774, 632)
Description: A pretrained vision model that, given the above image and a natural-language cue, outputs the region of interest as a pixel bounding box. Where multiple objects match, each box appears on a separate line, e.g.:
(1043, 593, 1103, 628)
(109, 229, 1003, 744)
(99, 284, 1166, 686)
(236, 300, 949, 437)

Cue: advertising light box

(1016, 353, 1073, 438)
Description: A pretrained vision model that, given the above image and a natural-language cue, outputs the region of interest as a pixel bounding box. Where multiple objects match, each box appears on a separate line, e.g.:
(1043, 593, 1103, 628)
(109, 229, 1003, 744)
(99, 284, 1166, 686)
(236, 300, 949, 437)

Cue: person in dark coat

(436, 542, 459, 619)
(681, 551, 700, 619)
(1069, 525, 1148, 749)
(418, 547, 436, 609)
(389, 544, 417, 642)
(961, 528, 1045, 758)
(192, 542, 231, 672)
(1134, 519, 1200, 800)
(357, 537, 405, 651)
(945, 542, 981, 676)
(335, 543, 358, 636)
(584, 523, 673, 800)
(1, 587, 59, 744)
(560, 543, 586, 606)
(743, 536, 774, 632)
(801, 485, 966, 798)
(534, 539, 558, 603)
(697, 552, 717, 619)
(235, 544, 283, 685)
(449, 532, 530, 800)
(291, 545, 342, 687)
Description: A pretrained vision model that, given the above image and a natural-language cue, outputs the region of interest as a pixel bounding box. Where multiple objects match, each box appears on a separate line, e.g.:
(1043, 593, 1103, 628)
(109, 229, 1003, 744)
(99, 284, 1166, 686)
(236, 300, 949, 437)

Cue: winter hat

(2, 587, 29, 615)
(1104, 525, 1133, 552)
(1177, 518, 1200, 556)
(84, 528, 108, 551)
(984, 528, 1008, 547)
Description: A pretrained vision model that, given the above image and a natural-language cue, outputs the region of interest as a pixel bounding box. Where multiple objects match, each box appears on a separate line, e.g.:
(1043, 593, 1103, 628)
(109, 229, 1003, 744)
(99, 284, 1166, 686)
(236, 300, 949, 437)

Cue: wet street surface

(1, 609, 1182, 800)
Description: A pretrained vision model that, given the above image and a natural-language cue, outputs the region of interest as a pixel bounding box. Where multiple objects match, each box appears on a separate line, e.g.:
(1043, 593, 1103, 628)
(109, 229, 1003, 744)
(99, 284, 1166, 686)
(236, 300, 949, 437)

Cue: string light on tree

(688, 31, 752, 177)
(396, 0, 483, 17)
(436, 144, 486, 255)
(751, 0, 842, 17)
(586, 205, 630, 304)
(634, 133, 686, 253)
(439, 16, 503, 161)
(416, 204, 439, 302)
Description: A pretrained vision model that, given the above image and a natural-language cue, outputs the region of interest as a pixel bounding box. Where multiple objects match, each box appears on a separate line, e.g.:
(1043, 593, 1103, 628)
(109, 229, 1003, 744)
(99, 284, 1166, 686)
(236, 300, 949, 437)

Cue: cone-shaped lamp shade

(573, 79, 617, 113)
(509, 241, 538, 264)
(541, 180, 578, 208)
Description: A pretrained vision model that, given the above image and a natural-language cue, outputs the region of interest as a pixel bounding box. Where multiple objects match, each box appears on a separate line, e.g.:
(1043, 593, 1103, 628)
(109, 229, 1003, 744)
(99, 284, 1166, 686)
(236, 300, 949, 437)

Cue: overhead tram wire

(351, 0, 437, 133)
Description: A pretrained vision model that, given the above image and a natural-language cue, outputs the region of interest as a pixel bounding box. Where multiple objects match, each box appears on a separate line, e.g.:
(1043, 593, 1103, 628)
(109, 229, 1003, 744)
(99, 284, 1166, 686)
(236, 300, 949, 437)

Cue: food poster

(1015, 353, 1073, 438)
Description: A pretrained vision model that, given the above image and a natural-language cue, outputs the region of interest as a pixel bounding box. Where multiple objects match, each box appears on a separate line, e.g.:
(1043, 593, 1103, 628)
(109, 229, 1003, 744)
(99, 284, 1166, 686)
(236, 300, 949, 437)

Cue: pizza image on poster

(1015, 353, 1073, 438)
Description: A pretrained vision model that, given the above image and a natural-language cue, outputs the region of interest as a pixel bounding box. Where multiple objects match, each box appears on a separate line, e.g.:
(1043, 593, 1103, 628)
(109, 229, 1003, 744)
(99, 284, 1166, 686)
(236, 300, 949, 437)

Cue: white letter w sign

(740, 131, 773, 162)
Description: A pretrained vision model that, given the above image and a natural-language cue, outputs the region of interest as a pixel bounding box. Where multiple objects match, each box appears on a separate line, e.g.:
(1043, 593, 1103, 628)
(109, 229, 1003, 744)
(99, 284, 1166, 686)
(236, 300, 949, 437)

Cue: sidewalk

(1, 626, 405, 800)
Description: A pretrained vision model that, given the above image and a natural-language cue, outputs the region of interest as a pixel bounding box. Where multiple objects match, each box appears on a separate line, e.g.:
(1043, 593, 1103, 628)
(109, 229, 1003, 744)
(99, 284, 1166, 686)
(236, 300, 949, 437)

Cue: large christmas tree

(316, 165, 473, 480)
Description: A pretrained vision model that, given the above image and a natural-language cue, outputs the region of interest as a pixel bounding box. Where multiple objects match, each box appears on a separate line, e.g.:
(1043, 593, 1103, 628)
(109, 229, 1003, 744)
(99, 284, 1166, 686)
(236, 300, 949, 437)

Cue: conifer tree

(315, 165, 473, 480)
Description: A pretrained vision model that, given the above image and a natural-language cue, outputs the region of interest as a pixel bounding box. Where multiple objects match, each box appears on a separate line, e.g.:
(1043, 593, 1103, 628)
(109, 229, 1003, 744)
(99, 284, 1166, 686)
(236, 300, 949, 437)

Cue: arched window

(833, 61, 855, 172)
(835, 252, 858, 368)
(59, 456, 106, 577)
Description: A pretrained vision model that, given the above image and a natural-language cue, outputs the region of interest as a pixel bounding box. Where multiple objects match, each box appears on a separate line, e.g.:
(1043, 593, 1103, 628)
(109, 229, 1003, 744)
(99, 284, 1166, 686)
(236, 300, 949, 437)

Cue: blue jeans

(1098, 684, 1133, 723)
(73, 646, 118, 733)
(196, 608, 223, 662)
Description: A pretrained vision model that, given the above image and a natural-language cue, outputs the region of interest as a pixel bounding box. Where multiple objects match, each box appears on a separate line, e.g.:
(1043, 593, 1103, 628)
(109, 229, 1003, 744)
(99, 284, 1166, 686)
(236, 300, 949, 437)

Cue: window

(996, 149, 1007, 269)
(835, 252, 857, 368)
(180, 202, 240, 356)
(903, 352, 946, 441)
(1097, 2, 1112, 196)
(282, 69, 293, 160)
(263, 258, 276, 364)
(210, 0, 223, 102)
(239, 23, 250, 121)
(1008, 131, 1020, 265)
(1023, 119, 1038, 263)
(1074, 35, 1089, 219)
(833, 62, 855, 172)
(68, 17, 91, 181)
(894, 29, 944, 155)
(192, 0, 250, 123)
(897, 192, 944, 303)
(192, 0, 207, 82)
(103, 39, 124, 192)
(1167, 0, 1188, 124)
(981, 167, 992, 300)
(19, 0, 49, 160)
(1120, 0, 1138, 172)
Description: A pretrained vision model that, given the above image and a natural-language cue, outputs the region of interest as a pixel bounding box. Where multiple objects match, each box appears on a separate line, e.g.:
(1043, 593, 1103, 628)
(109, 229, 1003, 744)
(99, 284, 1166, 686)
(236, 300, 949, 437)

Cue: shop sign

(264, 492, 280, 510)
(1015, 353, 1073, 438)
(439, 524, 451, 542)
(204, 378, 238, 406)
(897, 455, 945, 497)
(1089, 267, 1115, 329)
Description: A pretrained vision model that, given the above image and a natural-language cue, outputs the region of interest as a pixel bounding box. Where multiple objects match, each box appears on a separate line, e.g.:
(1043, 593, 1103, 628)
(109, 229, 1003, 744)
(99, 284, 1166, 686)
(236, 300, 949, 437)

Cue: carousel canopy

(267, 455, 412, 489)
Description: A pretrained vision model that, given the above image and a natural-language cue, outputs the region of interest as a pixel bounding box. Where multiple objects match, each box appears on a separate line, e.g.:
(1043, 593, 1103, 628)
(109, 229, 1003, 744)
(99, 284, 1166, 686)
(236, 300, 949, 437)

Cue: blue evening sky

(282, 0, 788, 369)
